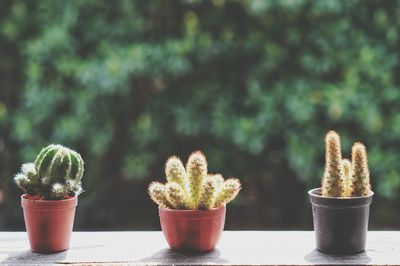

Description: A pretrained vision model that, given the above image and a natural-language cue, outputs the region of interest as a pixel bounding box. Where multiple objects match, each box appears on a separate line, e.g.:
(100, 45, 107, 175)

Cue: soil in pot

(21, 194, 77, 253)
(308, 188, 373, 254)
(159, 205, 226, 253)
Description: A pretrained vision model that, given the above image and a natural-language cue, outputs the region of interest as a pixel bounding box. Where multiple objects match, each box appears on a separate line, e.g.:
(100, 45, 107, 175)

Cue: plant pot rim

(308, 188, 373, 208)
(308, 188, 374, 199)
(159, 205, 225, 212)
(21, 194, 78, 210)
(159, 205, 226, 220)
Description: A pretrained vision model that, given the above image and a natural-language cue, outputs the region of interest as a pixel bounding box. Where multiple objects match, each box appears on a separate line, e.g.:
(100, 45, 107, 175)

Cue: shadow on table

(304, 249, 371, 265)
(0, 250, 67, 264)
(141, 248, 229, 265)
(0, 243, 106, 264)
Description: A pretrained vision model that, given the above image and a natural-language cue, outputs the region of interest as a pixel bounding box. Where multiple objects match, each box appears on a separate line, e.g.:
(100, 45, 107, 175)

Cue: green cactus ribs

(14, 144, 85, 200)
(148, 150, 242, 210)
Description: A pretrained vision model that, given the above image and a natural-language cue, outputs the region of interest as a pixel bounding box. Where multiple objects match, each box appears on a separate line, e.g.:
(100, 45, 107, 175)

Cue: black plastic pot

(308, 188, 373, 254)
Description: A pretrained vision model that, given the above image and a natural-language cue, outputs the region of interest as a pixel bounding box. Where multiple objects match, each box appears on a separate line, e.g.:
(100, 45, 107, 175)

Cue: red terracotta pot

(159, 205, 226, 253)
(21, 194, 77, 253)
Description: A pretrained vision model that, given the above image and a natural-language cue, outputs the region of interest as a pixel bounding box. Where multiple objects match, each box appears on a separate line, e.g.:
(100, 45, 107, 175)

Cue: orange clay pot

(21, 194, 77, 253)
(159, 205, 226, 253)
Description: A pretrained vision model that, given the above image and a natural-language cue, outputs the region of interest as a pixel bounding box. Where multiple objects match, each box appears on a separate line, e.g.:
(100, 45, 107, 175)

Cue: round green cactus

(14, 144, 85, 200)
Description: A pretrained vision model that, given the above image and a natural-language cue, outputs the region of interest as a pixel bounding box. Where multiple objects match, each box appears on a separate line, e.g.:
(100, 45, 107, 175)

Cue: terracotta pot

(308, 188, 373, 254)
(21, 194, 77, 253)
(159, 205, 226, 253)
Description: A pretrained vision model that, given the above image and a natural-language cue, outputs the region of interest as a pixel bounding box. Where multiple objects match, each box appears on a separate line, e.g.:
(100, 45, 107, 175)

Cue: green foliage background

(1, 0, 400, 229)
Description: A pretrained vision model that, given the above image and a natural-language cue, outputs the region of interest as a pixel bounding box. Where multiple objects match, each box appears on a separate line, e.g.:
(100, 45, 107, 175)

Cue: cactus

(148, 182, 173, 209)
(319, 131, 372, 198)
(321, 130, 345, 197)
(351, 142, 371, 196)
(148, 151, 241, 210)
(214, 178, 242, 207)
(186, 151, 208, 208)
(165, 182, 189, 209)
(198, 176, 218, 209)
(211, 174, 224, 190)
(165, 156, 188, 192)
(341, 159, 353, 197)
(14, 144, 85, 200)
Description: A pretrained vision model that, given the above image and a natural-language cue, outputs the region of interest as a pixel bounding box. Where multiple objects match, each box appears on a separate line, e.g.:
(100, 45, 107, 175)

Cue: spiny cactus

(351, 142, 371, 196)
(148, 151, 241, 210)
(214, 178, 242, 207)
(165, 156, 188, 193)
(148, 182, 173, 209)
(210, 174, 224, 192)
(322, 130, 345, 197)
(198, 176, 218, 209)
(341, 159, 353, 197)
(319, 131, 372, 198)
(14, 144, 85, 200)
(165, 182, 189, 209)
(186, 151, 208, 208)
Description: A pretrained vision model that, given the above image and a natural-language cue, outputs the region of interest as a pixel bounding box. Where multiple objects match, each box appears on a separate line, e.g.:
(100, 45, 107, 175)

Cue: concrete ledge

(0, 231, 399, 265)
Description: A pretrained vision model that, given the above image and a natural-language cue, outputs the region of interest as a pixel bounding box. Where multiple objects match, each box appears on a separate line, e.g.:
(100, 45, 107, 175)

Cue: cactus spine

(322, 131, 345, 197)
(14, 144, 85, 200)
(148, 151, 241, 210)
(319, 131, 372, 198)
(351, 143, 371, 196)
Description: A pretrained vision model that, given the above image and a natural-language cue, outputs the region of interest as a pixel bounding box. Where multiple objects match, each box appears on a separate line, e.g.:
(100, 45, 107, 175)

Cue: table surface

(0, 231, 399, 265)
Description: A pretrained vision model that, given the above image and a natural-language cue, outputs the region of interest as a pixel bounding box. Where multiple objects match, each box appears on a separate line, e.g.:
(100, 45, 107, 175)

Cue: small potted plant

(13, 144, 84, 253)
(148, 151, 241, 253)
(308, 130, 374, 254)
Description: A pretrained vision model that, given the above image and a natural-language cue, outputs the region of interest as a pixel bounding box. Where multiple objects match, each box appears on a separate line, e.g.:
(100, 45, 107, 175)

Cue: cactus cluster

(14, 144, 85, 200)
(321, 131, 371, 197)
(148, 151, 241, 210)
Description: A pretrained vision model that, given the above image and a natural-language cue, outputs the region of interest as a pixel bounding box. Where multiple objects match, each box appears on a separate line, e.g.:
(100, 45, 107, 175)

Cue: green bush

(1, 0, 399, 229)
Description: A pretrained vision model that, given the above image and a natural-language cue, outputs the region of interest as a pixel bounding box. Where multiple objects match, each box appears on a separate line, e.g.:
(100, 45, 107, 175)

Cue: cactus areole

(148, 150, 241, 253)
(309, 131, 374, 254)
(14, 144, 84, 253)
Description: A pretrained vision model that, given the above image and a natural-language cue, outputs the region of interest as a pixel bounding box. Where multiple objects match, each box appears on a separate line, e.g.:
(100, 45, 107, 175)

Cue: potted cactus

(148, 151, 241, 253)
(308, 131, 374, 254)
(13, 144, 84, 253)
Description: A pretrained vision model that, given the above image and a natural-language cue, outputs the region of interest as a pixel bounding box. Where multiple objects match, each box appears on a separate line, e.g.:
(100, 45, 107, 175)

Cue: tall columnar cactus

(148, 151, 241, 210)
(351, 143, 371, 196)
(321, 130, 345, 197)
(186, 151, 208, 208)
(14, 144, 85, 200)
(319, 131, 372, 198)
(341, 159, 353, 197)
